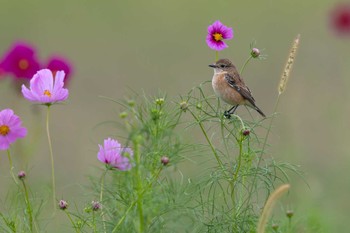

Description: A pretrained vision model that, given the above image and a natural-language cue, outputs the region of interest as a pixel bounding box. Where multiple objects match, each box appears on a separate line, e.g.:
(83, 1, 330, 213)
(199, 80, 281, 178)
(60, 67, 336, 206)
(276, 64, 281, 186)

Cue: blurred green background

(0, 0, 349, 232)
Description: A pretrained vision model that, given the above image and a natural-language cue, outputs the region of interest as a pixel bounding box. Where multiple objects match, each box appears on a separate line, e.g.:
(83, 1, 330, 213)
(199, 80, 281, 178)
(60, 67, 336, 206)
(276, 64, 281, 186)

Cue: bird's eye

(220, 64, 226, 68)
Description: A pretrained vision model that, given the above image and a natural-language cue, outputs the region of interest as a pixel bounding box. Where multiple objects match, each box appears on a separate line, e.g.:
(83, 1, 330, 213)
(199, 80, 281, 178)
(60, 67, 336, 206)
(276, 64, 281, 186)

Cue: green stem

(21, 179, 34, 232)
(233, 137, 244, 186)
(255, 95, 281, 177)
(243, 94, 281, 224)
(189, 110, 226, 172)
(6, 150, 18, 185)
(240, 55, 253, 75)
(46, 105, 56, 210)
(134, 140, 144, 233)
(99, 169, 108, 233)
(92, 211, 97, 233)
(231, 136, 244, 220)
(112, 169, 161, 233)
(64, 211, 80, 233)
(0, 211, 16, 232)
(215, 51, 219, 62)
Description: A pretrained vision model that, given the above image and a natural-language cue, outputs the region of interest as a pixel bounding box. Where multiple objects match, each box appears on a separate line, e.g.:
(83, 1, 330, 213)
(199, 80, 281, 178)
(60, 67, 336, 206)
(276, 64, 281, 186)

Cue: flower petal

(0, 137, 10, 150)
(22, 84, 39, 102)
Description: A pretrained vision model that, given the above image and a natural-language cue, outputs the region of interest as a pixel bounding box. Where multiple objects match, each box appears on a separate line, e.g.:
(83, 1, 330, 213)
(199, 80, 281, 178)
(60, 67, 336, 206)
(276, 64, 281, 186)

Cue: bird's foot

(224, 111, 232, 119)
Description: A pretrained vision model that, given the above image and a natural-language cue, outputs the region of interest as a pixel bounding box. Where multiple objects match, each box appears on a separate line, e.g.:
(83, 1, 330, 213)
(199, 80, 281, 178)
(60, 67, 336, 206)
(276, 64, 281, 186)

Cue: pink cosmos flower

(46, 56, 72, 86)
(97, 138, 133, 171)
(21, 69, 69, 105)
(206, 20, 234, 51)
(0, 42, 40, 79)
(0, 109, 27, 150)
(330, 3, 350, 36)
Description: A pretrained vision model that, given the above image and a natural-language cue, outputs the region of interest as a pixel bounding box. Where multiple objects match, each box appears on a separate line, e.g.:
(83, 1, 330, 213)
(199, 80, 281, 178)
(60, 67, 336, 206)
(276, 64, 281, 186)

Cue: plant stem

(99, 169, 109, 233)
(243, 94, 281, 224)
(46, 105, 56, 210)
(231, 135, 244, 220)
(215, 51, 219, 62)
(20, 179, 34, 232)
(64, 211, 80, 233)
(240, 55, 253, 75)
(189, 110, 226, 172)
(112, 169, 161, 233)
(134, 140, 144, 233)
(6, 150, 18, 185)
(92, 211, 97, 233)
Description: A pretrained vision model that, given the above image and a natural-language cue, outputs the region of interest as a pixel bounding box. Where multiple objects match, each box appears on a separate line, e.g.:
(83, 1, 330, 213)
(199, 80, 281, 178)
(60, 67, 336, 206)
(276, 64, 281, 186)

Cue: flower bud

(242, 129, 250, 136)
(91, 201, 101, 211)
(58, 200, 68, 210)
(251, 48, 260, 58)
(127, 100, 135, 107)
(119, 111, 128, 119)
(180, 101, 188, 112)
(272, 223, 279, 231)
(161, 156, 170, 166)
(155, 98, 164, 106)
(286, 210, 294, 218)
(18, 171, 26, 179)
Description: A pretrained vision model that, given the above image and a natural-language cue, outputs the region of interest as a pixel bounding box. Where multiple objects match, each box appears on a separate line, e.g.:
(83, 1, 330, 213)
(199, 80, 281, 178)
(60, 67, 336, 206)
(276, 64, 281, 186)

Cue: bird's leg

(224, 105, 238, 119)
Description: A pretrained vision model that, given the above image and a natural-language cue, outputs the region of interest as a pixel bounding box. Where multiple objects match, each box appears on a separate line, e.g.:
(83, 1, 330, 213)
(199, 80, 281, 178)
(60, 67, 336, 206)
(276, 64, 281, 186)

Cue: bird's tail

(254, 105, 266, 118)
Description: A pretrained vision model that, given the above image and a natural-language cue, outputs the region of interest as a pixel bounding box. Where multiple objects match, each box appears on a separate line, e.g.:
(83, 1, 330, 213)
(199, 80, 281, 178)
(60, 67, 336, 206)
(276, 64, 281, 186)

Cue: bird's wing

(224, 73, 256, 104)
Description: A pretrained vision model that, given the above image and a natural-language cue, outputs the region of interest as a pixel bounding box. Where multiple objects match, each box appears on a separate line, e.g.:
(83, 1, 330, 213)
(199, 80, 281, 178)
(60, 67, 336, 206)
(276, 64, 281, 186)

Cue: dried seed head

(278, 34, 300, 95)
(256, 184, 291, 233)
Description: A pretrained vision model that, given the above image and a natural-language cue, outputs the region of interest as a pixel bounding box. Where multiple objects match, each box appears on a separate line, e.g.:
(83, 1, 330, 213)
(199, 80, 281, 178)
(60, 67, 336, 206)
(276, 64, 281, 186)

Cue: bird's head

(209, 58, 236, 73)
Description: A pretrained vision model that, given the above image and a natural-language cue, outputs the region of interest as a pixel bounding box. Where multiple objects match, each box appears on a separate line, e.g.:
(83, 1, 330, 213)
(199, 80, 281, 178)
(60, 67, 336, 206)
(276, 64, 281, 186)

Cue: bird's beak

(208, 64, 217, 68)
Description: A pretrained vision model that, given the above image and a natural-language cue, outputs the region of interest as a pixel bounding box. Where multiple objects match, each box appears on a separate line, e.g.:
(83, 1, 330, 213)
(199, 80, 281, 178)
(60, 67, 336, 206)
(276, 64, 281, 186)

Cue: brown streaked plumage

(209, 58, 266, 118)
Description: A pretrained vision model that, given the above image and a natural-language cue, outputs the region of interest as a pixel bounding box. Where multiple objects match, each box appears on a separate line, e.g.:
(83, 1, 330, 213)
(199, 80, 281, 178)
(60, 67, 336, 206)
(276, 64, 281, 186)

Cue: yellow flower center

(213, 33, 223, 41)
(18, 59, 29, 70)
(0, 125, 10, 136)
(44, 90, 52, 97)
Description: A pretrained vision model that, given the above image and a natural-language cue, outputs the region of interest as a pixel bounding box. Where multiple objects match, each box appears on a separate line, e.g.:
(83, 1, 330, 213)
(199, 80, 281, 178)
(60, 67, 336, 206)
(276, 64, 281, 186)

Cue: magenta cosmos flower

(46, 56, 72, 86)
(206, 20, 234, 51)
(0, 109, 27, 150)
(330, 3, 350, 36)
(97, 138, 133, 171)
(0, 42, 40, 79)
(21, 69, 69, 105)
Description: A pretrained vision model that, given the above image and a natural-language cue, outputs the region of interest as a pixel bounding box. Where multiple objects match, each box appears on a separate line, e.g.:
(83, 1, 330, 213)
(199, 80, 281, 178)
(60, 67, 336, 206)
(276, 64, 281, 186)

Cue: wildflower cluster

(0, 42, 72, 84)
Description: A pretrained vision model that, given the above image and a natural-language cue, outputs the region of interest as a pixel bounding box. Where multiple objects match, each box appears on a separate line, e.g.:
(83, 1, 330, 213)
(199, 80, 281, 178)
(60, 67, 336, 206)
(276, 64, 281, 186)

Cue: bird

(209, 58, 266, 118)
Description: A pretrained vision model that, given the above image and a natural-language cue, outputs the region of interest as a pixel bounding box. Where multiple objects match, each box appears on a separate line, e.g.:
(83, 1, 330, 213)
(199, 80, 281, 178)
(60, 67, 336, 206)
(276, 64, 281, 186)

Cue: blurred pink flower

(0, 42, 40, 79)
(46, 56, 72, 86)
(97, 138, 133, 171)
(21, 69, 69, 105)
(206, 20, 233, 51)
(330, 3, 350, 36)
(0, 109, 27, 150)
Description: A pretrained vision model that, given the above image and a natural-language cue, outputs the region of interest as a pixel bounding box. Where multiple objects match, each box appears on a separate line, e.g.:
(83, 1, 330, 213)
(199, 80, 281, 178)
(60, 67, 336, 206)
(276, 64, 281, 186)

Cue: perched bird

(209, 58, 266, 118)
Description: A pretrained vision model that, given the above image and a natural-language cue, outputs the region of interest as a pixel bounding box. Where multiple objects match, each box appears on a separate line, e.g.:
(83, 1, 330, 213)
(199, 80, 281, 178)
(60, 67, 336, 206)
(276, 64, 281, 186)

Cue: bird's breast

(211, 73, 245, 106)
